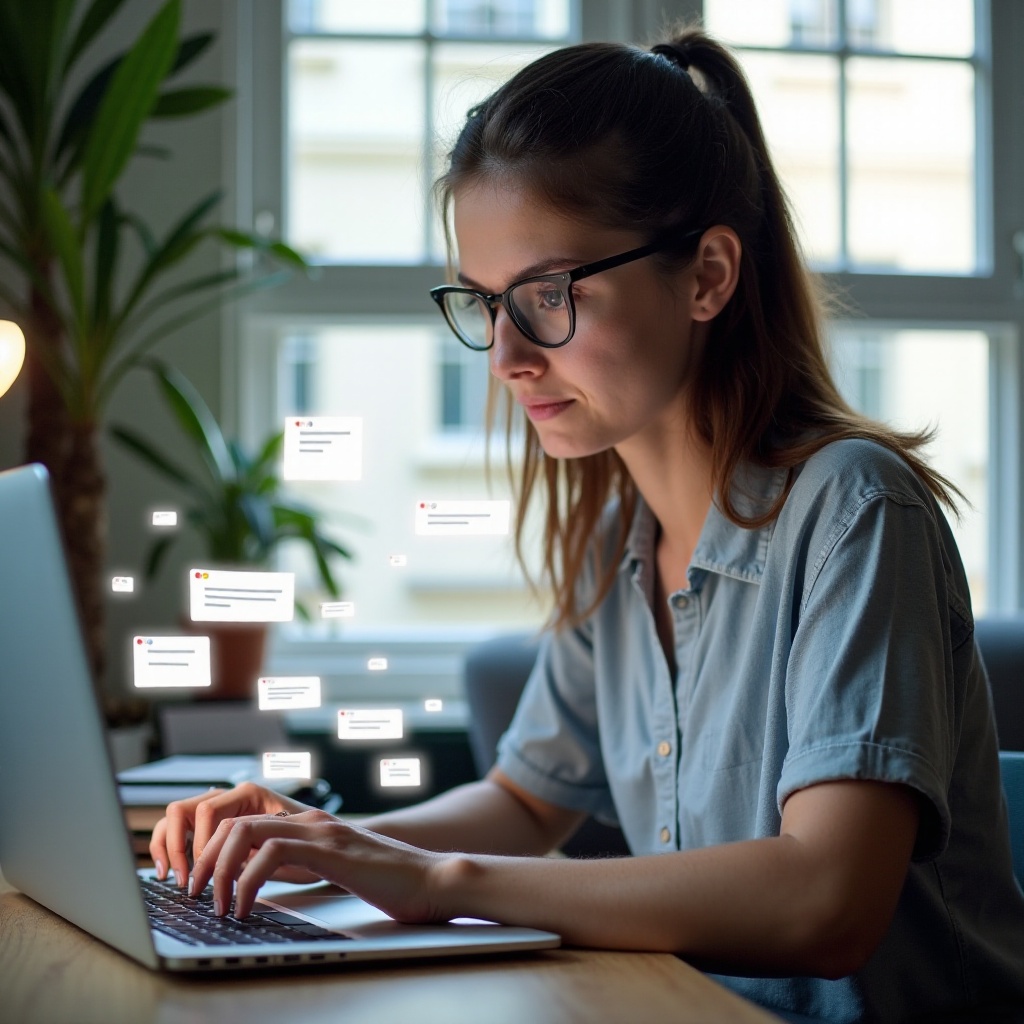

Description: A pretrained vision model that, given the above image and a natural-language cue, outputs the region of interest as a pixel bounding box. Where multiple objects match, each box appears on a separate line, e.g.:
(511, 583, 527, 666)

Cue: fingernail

(175, 869, 184, 888)
(188, 876, 195, 896)
(154, 859, 165, 880)
(214, 898, 224, 917)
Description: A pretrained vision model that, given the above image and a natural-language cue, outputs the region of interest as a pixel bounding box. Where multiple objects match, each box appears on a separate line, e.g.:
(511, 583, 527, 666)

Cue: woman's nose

(489, 307, 545, 381)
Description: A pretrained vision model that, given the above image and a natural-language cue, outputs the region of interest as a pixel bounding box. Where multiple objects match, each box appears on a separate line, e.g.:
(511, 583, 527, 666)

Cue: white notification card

(283, 416, 363, 481)
(152, 510, 177, 527)
(414, 499, 511, 536)
(257, 676, 321, 711)
(133, 636, 211, 689)
(189, 568, 295, 623)
(111, 576, 134, 593)
(320, 600, 355, 619)
(380, 758, 421, 787)
(262, 751, 312, 780)
(338, 708, 403, 740)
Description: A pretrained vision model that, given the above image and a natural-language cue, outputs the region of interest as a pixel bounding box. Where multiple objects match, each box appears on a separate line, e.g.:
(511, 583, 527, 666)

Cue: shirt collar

(622, 461, 788, 585)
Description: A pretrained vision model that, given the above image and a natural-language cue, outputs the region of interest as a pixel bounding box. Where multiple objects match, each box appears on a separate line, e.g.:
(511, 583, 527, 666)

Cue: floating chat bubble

(338, 708, 403, 740)
(320, 600, 355, 619)
(380, 758, 421, 787)
(283, 416, 363, 481)
(262, 751, 312, 780)
(152, 510, 177, 527)
(415, 499, 511, 536)
(367, 657, 388, 671)
(257, 676, 321, 711)
(424, 699, 443, 713)
(388, 554, 407, 567)
(189, 568, 295, 623)
(133, 636, 211, 689)
(111, 576, 134, 593)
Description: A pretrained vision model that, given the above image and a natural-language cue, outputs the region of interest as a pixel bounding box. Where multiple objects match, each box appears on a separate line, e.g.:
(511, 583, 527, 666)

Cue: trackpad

(255, 880, 391, 930)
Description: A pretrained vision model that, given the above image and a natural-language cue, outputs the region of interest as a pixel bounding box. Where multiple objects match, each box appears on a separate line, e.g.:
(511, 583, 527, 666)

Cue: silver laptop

(0, 464, 560, 972)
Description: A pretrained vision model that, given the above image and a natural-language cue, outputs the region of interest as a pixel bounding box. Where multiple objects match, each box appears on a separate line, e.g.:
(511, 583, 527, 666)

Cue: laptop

(0, 463, 560, 972)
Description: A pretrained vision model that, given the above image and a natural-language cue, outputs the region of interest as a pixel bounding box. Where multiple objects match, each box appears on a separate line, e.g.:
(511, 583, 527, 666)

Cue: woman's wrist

(429, 852, 488, 921)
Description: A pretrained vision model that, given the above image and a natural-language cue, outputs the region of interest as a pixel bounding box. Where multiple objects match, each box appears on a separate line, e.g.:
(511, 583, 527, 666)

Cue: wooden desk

(0, 872, 782, 1024)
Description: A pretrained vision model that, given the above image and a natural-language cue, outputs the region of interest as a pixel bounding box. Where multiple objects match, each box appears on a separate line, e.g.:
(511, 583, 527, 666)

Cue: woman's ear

(689, 226, 741, 321)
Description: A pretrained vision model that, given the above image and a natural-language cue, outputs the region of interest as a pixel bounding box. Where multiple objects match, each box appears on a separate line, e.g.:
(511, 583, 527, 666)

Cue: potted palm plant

(0, 0, 305, 720)
(111, 360, 353, 699)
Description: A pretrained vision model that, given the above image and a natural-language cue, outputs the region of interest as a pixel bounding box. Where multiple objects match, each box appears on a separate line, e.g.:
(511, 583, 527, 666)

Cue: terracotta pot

(180, 617, 268, 701)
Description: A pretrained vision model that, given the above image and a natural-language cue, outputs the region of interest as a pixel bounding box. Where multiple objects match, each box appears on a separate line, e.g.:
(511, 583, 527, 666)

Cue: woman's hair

(435, 26, 963, 629)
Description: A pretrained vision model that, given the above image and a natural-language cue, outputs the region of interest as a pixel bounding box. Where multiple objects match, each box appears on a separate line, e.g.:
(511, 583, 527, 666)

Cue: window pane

(830, 327, 988, 612)
(273, 325, 545, 630)
(433, 0, 570, 39)
(847, 0, 974, 56)
(288, 40, 425, 262)
(288, 0, 426, 35)
(738, 52, 841, 265)
(704, 0, 839, 48)
(846, 57, 975, 272)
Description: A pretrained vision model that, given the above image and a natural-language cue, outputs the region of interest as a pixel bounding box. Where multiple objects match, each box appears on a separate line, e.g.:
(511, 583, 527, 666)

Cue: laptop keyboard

(141, 877, 350, 947)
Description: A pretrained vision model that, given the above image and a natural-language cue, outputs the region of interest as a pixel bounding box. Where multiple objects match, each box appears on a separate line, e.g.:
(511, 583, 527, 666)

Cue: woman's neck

(616, 415, 715, 576)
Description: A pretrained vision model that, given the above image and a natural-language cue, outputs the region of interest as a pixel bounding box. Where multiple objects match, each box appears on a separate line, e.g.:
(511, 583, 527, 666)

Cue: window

(704, 0, 979, 273)
(236, 0, 1023, 700)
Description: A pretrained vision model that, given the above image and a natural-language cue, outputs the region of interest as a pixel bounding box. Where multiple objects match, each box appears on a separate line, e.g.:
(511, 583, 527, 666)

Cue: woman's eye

(537, 289, 565, 311)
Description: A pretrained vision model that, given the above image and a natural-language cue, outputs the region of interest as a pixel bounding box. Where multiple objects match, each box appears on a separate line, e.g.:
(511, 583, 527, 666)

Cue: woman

(153, 28, 1024, 1022)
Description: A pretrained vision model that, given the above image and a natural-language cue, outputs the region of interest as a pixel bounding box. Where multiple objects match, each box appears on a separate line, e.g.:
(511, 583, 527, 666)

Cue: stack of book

(117, 755, 298, 856)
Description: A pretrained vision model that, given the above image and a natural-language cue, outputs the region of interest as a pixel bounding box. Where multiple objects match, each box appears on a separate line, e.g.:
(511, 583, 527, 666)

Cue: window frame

(225, 0, 1024, 702)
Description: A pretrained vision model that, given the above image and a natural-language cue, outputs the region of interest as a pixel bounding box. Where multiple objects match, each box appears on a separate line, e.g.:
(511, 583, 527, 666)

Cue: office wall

(0, 0, 238, 698)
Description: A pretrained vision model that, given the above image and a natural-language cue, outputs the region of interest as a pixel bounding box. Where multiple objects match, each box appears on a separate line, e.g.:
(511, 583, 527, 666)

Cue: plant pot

(180, 617, 268, 701)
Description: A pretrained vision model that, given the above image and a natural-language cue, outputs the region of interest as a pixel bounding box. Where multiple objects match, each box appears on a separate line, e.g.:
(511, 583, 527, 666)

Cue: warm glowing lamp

(0, 320, 26, 399)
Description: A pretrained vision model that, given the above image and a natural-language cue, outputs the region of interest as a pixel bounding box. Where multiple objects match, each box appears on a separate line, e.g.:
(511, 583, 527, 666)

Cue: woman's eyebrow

(456, 256, 582, 292)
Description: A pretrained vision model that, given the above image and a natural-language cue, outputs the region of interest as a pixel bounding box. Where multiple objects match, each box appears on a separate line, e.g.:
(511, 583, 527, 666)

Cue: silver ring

(275, 810, 290, 817)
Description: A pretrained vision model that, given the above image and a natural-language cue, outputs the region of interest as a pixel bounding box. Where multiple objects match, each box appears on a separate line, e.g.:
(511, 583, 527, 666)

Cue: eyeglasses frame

(430, 229, 703, 352)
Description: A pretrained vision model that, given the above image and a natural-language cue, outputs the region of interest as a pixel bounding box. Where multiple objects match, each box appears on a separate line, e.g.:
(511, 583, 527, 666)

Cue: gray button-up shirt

(497, 438, 1024, 1022)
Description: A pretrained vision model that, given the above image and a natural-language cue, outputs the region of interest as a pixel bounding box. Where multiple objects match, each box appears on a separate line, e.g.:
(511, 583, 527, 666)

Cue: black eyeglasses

(429, 230, 703, 352)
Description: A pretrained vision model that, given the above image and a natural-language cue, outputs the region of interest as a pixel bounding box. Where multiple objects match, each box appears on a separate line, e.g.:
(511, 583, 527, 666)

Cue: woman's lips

(521, 399, 574, 422)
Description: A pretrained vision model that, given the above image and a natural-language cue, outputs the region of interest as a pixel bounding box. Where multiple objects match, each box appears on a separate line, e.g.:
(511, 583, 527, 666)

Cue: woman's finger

(192, 811, 294, 897)
(232, 828, 336, 918)
(161, 788, 228, 886)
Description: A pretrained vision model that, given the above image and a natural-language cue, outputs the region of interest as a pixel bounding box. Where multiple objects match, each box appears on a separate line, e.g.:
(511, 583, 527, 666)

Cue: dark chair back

(463, 633, 630, 858)
(975, 617, 1024, 751)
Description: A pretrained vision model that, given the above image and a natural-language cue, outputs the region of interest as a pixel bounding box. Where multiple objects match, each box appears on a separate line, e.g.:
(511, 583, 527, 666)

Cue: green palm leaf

(80, 0, 179, 222)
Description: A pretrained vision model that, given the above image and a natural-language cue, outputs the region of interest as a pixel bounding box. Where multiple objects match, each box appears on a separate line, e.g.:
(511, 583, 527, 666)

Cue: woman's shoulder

(788, 437, 935, 512)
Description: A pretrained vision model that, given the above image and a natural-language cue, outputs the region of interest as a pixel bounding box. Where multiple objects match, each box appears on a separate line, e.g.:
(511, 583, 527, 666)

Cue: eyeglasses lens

(443, 292, 492, 350)
(508, 281, 570, 346)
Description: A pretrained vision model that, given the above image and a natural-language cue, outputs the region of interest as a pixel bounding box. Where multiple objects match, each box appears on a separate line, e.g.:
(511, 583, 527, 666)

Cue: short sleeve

(495, 617, 618, 822)
(779, 492, 971, 862)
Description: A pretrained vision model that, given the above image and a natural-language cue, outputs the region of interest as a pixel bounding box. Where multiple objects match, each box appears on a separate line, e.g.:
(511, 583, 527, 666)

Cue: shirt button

(673, 594, 689, 609)
(660, 827, 671, 844)
(657, 740, 672, 757)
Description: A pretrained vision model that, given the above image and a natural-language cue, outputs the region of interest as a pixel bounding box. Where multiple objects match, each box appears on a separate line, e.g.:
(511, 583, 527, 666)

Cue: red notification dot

(195, 571, 201, 578)
(295, 420, 300, 426)
(136, 638, 143, 644)
(419, 502, 425, 508)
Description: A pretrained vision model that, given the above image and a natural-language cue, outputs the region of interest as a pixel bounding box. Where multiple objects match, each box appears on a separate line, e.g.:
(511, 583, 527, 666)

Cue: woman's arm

(194, 777, 918, 979)
(360, 768, 588, 856)
(433, 778, 919, 978)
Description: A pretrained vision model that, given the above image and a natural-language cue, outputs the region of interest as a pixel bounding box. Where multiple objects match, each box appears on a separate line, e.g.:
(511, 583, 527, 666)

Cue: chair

(463, 633, 630, 858)
(970, 617, 1024, 888)
(975, 617, 1024, 751)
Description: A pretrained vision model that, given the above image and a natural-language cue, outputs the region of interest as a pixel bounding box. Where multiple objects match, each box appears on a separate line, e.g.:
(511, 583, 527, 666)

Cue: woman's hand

(188, 810, 454, 923)
(150, 781, 315, 887)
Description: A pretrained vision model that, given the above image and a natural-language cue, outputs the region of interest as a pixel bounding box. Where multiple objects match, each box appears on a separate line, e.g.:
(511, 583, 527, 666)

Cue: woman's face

(452, 181, 704, 461)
